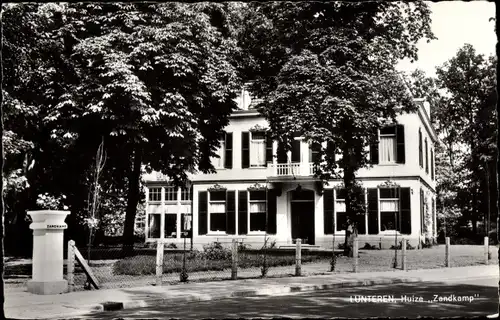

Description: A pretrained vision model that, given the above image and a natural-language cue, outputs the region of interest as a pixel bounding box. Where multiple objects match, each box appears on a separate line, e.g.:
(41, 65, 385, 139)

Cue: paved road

(81, 277, 498, 319)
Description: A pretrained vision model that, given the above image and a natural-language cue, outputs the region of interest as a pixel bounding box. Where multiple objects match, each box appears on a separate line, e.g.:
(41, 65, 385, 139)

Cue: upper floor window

(250, 131, 266, 167)
(242, 131, 272, 168)
(181, 188, 191, 201)
(379, 127, 397, 164)
(210, 133, 233, 169)
(211, 140, 225, 169)
(370, 124, 405, 165)
(165, 187, 178, 202)
(148, 187, 161, 202)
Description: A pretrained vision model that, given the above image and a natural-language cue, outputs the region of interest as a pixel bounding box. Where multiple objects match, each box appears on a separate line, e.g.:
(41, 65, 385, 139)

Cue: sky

(396, 1, 496, 77)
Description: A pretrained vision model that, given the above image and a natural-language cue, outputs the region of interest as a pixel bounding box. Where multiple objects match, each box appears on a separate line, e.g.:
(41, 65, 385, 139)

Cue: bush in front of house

(113, 250, 326, 276)
(202, 241, 232, 260)
(362, 243, 379, 250)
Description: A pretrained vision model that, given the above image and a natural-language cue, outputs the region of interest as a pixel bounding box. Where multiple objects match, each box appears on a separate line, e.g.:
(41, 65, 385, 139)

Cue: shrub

(202, 242, 232, 260)
(362, 243, 379, 250)
(390, 241, 416, 250)
(238, 242, 250, 251)
(421, 237, 434, 248)
(166, 243, 178, 249)
(337, 242, 346, 250)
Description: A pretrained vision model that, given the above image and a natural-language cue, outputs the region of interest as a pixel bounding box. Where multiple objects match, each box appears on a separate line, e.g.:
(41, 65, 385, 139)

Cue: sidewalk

(5, 265, 498, 319)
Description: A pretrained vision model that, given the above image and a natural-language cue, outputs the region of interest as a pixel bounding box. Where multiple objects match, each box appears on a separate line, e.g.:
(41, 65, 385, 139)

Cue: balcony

(268, 162, 315, 178)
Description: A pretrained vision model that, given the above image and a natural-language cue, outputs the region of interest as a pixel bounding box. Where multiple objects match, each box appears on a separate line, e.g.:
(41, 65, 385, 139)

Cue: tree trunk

(122, 145, 142, 255)
(342, 144, 356, 258)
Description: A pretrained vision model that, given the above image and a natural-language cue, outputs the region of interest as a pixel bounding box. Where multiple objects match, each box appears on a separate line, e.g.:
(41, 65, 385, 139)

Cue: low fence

(60, 236, 499, 292)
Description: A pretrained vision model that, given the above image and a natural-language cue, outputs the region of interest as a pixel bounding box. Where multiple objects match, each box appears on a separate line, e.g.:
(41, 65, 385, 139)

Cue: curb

(93, 277, 424, 312)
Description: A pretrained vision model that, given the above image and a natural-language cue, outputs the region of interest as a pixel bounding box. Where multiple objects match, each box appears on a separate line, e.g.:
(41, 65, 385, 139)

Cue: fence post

(484, 236, 489, 265)
(156, 241, 164, 286)
(67, 240, 75, 292)
(445, 237, 450, 267)
(231, 239, 238, 280)
(295, 239, 302, 276)
(402, 239, 407, 271)
(353, 238, 358, 273)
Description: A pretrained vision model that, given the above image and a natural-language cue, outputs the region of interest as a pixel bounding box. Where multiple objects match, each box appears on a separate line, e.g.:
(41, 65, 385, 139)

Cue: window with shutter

(400, 188, 411, 234)
(267, 189, 277, 234)
(335, 189, 348, 232)
(238, 190, 248, 234)
(367, 189, 378, 234)
(396, 124, 405, 164)
(198, 191, 208, 235)
(242, 132, 250, 168)
(249, 190, 267, 232)
(209, 191, 226, 232)
(266, 132, 273, 166)
(323, 189, 334, 234)
(225, 133, 233, 169)
(250, 132, 266, 167)
(419, 129, 423, 168)
(226, 191, 236, 234)
(425, 138, 429, 174)
(379, 188, 400, 231)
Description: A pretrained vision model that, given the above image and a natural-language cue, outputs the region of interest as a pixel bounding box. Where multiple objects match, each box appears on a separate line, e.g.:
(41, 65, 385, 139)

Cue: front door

(290, 189, 315, 245)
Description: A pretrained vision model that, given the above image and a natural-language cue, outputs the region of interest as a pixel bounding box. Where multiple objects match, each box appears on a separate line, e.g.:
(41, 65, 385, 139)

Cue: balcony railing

(268, 162, 315, 177)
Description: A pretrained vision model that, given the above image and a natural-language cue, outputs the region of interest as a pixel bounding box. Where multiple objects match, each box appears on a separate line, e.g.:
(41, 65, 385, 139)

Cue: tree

(435, 44, 497, 235)
(239, 2, 435, 255)
(2, 3, 242, 252)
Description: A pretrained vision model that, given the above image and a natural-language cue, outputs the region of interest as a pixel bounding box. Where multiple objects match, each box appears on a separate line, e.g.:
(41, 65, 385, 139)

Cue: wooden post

(445, 237, 450, 267)
(484, 236, 489, 265)
(231, 239, 238, 280)
(295, 239, 302, 276)
(67, 240, 75, 292)
(156, 241, 164, 286)
(402, 239, 407, 271)
(353, 237, 358, 273)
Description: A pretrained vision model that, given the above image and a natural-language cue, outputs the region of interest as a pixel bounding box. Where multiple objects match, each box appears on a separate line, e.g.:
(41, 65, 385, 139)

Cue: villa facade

(142, 90, 438, 249)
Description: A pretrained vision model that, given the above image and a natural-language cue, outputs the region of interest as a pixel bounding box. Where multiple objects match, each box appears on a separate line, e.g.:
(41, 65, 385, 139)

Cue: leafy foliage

(238, 2, 434, 250)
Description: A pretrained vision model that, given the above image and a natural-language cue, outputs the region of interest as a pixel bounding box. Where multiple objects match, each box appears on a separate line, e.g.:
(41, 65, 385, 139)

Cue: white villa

(142, 87, 438, 249)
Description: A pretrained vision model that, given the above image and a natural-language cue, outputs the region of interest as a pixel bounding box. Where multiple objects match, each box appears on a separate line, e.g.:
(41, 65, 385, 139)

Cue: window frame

(208, 191, 227, 233)
(379, 126, 397, 164)
(378, 188, 401, 232)
(249, 131, 267, 167)
(248, 190, 267, 234)
(148, 187, 162, 202)
(211, 139, 226, 169)
(334, 189, 348, 232)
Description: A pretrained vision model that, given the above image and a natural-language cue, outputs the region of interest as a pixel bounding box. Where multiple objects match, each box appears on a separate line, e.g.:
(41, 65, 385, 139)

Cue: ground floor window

(380, 188, 400, 231)
(249, 190, 267, 232)
(335, 189, 347, 231)
(209, 191, 226, 232)
(148, 214, 161, 238)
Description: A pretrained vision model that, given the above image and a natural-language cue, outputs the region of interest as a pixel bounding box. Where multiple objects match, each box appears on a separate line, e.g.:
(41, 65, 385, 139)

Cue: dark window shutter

(323, 189, 334, 234)
(291, 139, 301, 163)
(277, 139, 288, 163)
(367, 188, 378, 234)
(431, 149, 434, 180)
(425, 139, 429, 173)
(266, 132, 273, 166)
(326, 141, 336, 164)
(419, 129, 423, 168)
(242, 132, 250, 168)
(266, 189, 277, 234)
(396, 124, 405, 164)
(225, 133, 233, 169)
(400, 188, 411, 234)
(370, 135, 379, 165)
(420, 189, 424, 234)
(226, 191, 236, 234)
(238, 191, 248, 234)
(198, 191, 208, 235)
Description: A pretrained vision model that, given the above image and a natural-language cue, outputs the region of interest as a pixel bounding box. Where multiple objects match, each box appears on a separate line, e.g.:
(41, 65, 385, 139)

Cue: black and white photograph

(1, 1, 498, 319)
